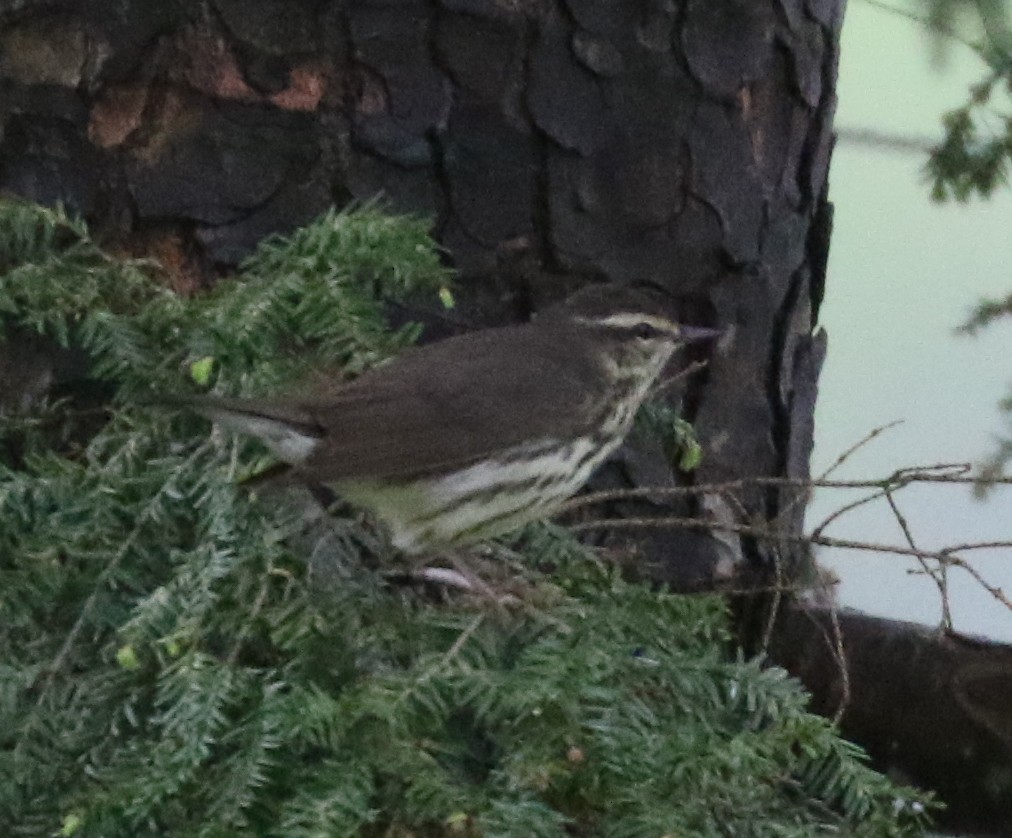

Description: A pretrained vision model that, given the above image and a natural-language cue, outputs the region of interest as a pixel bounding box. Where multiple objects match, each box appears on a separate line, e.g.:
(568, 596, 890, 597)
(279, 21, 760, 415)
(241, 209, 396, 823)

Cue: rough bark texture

(4, 0, 1008, 833)
(0, 0, 836, 587)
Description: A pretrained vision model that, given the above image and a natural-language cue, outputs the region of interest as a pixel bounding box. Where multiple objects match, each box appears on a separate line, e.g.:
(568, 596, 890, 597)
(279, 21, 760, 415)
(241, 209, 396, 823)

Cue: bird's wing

(294, 324, 609, 483)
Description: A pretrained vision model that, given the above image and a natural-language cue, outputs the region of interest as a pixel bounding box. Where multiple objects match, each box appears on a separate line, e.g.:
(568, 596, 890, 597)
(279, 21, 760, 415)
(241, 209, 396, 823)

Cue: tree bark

(772, 604, 1012, 835)
(0, 0, 835, 584)
(2, 0, 1008, 833)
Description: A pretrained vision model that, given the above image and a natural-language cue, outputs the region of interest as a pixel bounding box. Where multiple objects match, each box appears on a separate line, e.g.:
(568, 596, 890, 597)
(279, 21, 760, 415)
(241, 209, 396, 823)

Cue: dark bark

(772, 604, 1012, 835)
(3, 0, 1008, 833)
(0, 0, 837, 584)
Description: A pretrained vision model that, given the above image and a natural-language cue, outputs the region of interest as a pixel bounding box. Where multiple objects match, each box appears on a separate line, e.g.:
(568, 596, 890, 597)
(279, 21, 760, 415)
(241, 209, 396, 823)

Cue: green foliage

(636, 402, 704, 472)
(957, 290, 1012, 493)
(0, 200, 933, 837)
(895, 0, 1012, 491)
(958, 290, 1012, 335)
(927, 94, 1012, 202)
(917, 1, 1012, 201)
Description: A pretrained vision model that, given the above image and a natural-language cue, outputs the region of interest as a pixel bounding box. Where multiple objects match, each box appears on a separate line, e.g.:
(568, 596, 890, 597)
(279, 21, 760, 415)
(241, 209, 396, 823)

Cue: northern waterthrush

(165, 285, 718, 554)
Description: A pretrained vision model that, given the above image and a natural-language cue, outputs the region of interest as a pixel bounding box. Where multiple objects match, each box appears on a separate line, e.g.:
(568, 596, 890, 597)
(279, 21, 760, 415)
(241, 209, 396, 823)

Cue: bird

(162, 284, 719, 555)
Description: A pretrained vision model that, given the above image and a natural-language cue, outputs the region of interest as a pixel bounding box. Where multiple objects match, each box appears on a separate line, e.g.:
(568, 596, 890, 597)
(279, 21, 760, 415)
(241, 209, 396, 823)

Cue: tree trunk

(772, 603, 1012, 835)
(0, 0, 833, 586)
(1, 0, 1008, 832)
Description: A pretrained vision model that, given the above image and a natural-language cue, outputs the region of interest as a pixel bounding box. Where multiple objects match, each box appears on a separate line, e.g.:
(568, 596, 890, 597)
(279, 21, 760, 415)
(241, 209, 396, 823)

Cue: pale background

(810, 1, 1012, 641)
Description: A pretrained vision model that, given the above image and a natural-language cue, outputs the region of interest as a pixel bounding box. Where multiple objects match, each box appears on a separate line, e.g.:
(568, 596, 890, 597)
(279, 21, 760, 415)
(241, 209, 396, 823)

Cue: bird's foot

(413, 567, 521, 609)
(395, 551, 570, 621)
(409, 553, 523, 609)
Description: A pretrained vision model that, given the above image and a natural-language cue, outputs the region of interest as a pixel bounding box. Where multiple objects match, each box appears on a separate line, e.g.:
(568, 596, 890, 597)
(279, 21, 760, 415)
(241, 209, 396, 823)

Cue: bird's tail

(149, 394, 324, 465)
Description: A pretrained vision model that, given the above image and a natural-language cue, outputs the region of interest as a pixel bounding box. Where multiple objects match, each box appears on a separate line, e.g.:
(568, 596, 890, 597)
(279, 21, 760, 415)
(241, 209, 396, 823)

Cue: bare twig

(570, 513, 996, 564)
(795, 600, 851, 723)
(564, 457, 1011, 628)
(568, 514, 1012, 614)
(564, 461, 1002, 513)
(858, 0, 984, 52)
(775, 422, 907, 531)
(942, 540, 1012, 554)
(884, 489, 953, 631)
(810, 487, 890, 541)
(817, 421, 905, 480)
(836, 127, 937, 154)
(760, 552, 785, 653)
(939, 547, 1012, 611)
(440, 614, 485, 666)
(653, 359, 709, 396)
(566, 444, 1010, 720)
(403, 613, 485, 702)
(227, 561, 274, 667)
(828, 604, 850, 724)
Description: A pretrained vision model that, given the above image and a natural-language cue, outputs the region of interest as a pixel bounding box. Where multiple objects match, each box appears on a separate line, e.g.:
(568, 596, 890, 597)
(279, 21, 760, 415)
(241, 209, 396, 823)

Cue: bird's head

(542, 284, 720, 378)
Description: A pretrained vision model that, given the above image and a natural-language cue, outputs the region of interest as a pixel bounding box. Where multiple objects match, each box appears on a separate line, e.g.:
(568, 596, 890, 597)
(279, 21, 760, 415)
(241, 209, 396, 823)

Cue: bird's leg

(410, 564, 477, 593)
(409, 550, 572, 634)
(449, 553, 520, 606)
(402, 550, 522, 609)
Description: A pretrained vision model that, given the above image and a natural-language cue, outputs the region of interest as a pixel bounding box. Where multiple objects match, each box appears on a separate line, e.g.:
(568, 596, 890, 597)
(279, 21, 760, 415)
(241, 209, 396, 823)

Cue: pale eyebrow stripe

(572, 313, 679, 332)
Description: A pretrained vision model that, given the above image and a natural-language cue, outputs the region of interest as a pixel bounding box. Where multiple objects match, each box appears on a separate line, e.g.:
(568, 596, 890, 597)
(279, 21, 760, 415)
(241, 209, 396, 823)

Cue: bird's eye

(632, 323, 659, 340)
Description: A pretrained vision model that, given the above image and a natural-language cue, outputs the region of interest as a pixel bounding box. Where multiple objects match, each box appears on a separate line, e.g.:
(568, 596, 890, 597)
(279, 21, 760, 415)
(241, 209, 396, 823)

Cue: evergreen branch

(27, 441, 215, 714)
(0, 201, 935, 837)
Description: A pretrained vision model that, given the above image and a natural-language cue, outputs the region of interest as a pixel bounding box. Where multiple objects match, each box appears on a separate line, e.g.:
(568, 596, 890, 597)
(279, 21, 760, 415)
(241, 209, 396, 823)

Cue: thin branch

(563, 461, 1003, 513)
(860, 0, 985, 52)
(810, 487, 891, 541)
(403, 613, 485, 701)
(939, 549, 1012, 610)
(441, 614, 485, 666)
(836, 127, 937, 155)
(760, 552, 785, 653)
(227, 558, 274, 667)
(567, 514, 1012, 612)
(817, 421, 905, 480)
(794, 600, 851, 724)
(653, 359, 709, 396)
(568, 513, 983, 563)
(942, 540, 1012, 553)
(885, 489, 953, 631)
(776, 421, 907, 531)
(828, 603, 850, 724)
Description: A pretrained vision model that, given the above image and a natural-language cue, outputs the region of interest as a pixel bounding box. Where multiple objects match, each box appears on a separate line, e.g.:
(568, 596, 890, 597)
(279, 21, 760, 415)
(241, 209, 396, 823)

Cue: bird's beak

(678, 325, 721, 343)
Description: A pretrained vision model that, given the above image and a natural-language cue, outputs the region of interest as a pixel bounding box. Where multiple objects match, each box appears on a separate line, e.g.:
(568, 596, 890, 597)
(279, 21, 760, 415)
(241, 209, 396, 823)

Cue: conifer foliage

(0, 200, 932, 837)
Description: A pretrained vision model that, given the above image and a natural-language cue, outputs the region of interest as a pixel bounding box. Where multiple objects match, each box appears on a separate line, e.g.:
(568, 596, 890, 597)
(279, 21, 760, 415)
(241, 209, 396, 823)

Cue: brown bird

(163, 285, 718, 554)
